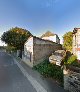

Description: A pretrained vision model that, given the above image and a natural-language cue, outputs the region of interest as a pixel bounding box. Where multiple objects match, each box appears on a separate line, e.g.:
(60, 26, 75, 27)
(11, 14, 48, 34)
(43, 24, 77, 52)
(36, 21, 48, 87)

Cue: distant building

(22, 36, 62, 67)
(73, 28, 80, 60)
(41, 31, 60, 44)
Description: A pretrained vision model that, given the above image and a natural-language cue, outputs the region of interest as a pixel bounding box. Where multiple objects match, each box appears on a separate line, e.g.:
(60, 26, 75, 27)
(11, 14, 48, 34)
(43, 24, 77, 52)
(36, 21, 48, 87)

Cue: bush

(6, 45, 17, 53)
(33, 60, 63, 83)
(63, 51, 72, 64)
(70, 60, 80, 67)
(64, 53, 80, 68)
(67, 55, 77, 64)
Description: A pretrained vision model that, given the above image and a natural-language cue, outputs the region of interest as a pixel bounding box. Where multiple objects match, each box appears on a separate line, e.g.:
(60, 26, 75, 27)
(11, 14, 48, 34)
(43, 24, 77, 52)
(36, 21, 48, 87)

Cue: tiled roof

(73, 28, 80, 34)
(76, 48, 80, 51)
(41, 31, 55, 38)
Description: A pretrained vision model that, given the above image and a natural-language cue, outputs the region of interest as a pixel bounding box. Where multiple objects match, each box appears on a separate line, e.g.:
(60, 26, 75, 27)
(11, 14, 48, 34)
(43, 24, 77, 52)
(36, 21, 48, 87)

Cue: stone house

(41, 31, 60, 44)
(73, 28, 80, 60)
(22, 36, 62, 67)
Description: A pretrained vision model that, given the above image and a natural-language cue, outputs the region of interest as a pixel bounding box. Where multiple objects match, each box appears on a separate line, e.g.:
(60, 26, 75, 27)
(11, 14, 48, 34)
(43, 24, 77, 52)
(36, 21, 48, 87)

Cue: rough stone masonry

(23, 36, 62, 67)
(64, 66, 80, 92)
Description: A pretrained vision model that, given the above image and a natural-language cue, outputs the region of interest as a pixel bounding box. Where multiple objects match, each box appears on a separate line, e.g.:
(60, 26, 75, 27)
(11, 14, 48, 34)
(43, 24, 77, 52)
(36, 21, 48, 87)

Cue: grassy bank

(33, 60, 63, 84)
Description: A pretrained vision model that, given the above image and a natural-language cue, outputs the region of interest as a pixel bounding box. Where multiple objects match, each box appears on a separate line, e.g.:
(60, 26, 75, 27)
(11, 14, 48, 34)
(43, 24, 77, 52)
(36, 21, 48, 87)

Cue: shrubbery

(71, 60, 80, 67)
(33, 52, 80, 86)
(33, 60, 63, 83)
(63, 51, 80, 67)
(67, 55, 77, 64)
(6, 45, 17, 53)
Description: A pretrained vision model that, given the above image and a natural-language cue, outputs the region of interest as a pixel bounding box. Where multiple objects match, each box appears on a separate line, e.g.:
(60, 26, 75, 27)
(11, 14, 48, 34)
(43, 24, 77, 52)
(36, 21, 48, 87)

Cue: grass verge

(33, 60, 63, 85)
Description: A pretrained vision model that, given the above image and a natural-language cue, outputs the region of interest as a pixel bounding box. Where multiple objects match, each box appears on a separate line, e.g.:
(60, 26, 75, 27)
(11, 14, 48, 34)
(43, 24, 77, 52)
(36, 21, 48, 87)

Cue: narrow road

(0, 51, 36, 92)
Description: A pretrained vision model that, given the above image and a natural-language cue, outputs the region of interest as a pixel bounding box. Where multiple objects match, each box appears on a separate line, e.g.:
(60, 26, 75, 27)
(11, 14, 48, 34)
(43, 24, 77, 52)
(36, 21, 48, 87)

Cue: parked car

(49, 50, 66, 66)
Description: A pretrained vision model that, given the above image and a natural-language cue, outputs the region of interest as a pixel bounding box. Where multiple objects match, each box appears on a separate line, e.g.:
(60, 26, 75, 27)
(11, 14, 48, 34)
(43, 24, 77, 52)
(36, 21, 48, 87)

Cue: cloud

(0, 32, 3, 37)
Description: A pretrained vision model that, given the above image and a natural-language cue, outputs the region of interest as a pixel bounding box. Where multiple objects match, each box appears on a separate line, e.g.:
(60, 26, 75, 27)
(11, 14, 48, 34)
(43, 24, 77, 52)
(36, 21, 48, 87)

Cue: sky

(0, 0, 80, 44)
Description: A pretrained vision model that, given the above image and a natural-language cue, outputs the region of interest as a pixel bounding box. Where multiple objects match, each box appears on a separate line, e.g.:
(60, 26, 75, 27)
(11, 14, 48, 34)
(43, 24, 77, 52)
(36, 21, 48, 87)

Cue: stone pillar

(63, 66, 69, 91)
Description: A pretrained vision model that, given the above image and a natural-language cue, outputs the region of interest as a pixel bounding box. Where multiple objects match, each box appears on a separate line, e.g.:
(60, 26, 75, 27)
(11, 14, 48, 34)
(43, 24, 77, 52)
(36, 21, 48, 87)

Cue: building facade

(41, 31, 60, 44)
(73, 28, 80, 60)
(42, 34, 60, 44)
(22, 36, 62, 67)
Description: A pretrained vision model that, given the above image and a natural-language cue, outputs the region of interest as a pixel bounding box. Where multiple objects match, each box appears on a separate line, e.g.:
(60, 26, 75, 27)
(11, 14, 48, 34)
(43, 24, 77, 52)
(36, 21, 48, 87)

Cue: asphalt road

(0, 51, 36, 92)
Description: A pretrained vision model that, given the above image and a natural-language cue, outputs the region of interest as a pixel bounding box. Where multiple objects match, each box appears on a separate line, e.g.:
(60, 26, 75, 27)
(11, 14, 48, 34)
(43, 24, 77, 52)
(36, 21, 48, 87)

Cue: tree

(63, 31, 73, 52)
(1, 27, 32, 50)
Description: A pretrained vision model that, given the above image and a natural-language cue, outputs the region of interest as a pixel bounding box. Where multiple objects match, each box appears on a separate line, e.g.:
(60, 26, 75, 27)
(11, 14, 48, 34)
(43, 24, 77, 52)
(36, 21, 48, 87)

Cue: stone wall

(33, 37, 62, 66)
(23, 36, 62, 67)
(64, 66, 80, 92)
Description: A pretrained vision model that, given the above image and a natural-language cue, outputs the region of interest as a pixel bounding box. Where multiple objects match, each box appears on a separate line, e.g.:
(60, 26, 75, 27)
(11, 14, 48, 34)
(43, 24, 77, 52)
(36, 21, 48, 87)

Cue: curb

(13, 57, 47, 92)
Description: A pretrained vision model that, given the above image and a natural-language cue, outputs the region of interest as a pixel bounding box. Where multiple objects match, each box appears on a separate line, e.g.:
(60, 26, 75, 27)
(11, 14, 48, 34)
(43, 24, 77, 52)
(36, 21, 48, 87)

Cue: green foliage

(63, 31, 73, 51)
(63, 51, 80, 67)
(34, 60, 63, 83)
(0, 46, 6, 49)
(67, 55, 77, 64)
(1, 27, 32, 50)
(63, 51, 77, 64)
(5, 45, 17, 53)
(71, 60, 80, 67)
(63, 51, 72, 64)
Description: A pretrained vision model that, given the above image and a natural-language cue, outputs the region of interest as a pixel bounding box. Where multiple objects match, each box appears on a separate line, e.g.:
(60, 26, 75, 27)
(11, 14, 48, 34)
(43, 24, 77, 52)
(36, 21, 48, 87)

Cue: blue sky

(0, 0, 80, 43)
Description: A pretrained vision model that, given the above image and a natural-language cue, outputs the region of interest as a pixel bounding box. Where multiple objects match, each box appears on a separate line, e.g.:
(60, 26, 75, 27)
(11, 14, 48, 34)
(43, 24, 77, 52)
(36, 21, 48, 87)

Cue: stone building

(73, 28, 80, 60)
(22, 36, 62, 67)
(41, 31, 60, 44)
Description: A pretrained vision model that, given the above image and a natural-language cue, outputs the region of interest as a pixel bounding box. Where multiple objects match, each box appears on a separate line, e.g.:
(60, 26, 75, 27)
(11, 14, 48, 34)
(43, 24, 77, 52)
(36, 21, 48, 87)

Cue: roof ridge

(41, 31, 55, 38)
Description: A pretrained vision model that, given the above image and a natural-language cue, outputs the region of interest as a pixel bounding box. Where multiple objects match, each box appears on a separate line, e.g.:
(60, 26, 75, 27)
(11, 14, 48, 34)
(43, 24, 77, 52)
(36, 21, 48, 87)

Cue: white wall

(24, 37, 33, 55)
(73, 30, 80, 60)
(23, 37, 34, 67)
(42, 35, 56, 42)
(42, 35, 60, 44)
(34, 37, 54, 45)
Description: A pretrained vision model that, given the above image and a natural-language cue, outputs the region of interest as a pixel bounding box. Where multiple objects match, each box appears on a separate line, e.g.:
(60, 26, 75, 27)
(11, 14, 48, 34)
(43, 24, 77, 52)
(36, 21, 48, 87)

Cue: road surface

(0, 51, 36, 92)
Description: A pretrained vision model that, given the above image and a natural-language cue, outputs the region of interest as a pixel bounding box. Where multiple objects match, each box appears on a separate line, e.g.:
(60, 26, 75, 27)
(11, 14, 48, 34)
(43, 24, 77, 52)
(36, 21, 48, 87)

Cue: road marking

(13, 58, 47, 92)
